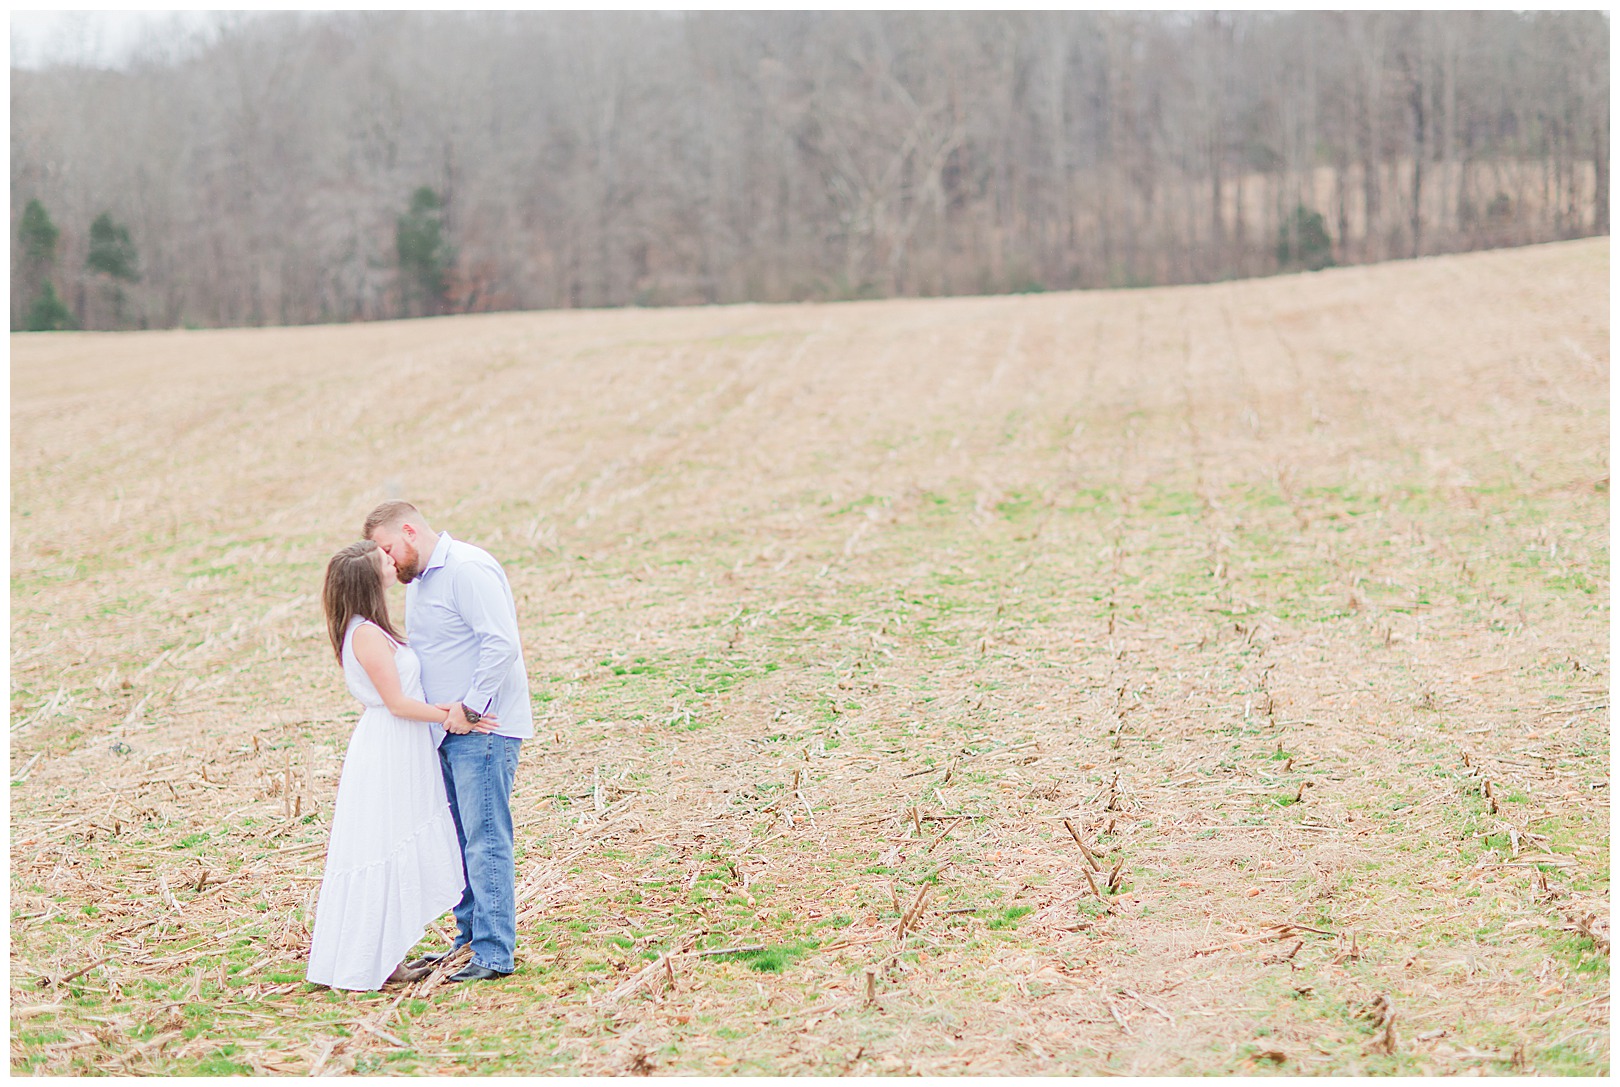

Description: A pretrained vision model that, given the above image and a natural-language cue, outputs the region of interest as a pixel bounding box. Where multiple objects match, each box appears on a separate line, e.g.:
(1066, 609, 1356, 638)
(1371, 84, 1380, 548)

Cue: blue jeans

(439, 733, 522, 973)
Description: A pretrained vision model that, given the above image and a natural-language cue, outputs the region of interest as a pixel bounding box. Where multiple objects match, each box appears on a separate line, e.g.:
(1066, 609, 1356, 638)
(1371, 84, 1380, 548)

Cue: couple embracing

(306, 501, 530, 990)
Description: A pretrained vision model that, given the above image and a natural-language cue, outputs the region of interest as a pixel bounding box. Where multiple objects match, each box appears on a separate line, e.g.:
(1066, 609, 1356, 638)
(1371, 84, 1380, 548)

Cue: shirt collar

(419, 531, 453, 578)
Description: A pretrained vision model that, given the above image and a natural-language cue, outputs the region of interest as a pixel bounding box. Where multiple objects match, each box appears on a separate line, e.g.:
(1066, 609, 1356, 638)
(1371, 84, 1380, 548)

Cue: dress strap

(356, 618, 403, 648)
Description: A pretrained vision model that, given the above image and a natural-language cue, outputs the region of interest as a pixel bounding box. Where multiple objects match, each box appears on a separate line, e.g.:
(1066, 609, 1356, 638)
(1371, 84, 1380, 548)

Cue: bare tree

(10, 11, 1608, 329)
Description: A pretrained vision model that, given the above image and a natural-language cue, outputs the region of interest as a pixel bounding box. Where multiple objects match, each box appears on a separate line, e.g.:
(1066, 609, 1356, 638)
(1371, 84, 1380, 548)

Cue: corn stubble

(10, 240, 1609, 1075)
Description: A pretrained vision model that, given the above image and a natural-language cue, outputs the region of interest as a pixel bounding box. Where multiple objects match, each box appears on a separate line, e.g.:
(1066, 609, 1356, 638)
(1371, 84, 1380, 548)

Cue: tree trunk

(1595, 113, 1610, 235)
(1411, 76, 1425, 258)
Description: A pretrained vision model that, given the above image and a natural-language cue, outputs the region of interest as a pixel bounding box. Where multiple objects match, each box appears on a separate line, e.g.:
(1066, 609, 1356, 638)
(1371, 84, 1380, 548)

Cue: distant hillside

(12, 12, 1608, 332)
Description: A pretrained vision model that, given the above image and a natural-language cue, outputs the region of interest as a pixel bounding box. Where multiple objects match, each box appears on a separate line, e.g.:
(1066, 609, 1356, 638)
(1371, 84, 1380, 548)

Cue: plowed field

(11, 238, 1609, 1074)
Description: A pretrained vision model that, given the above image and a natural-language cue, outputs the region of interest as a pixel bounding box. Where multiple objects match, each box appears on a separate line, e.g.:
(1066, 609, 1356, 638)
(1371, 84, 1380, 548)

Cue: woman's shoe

(385, 961, 432, 985)
(405, 947, 462, 970)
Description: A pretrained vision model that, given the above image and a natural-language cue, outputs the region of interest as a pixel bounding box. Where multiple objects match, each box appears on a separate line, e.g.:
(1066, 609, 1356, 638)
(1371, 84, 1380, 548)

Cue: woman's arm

(351, 624, 458, 725)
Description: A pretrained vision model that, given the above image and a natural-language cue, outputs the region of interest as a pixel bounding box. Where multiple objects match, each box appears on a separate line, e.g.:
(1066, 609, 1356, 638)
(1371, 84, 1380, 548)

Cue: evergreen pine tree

(1276, 205, 1334, 272)
(85, 212, 140, 327)
(86, 213, 140, 282)
(18, 199, 59, 269)
(396, 187, 454, 317)
(24, 282, 76, 331)
(16, 199, 63, 330)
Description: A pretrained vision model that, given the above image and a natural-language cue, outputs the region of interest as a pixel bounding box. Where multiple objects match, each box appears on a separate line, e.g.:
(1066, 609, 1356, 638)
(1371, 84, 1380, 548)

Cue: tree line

(10, 10, 1609, 331)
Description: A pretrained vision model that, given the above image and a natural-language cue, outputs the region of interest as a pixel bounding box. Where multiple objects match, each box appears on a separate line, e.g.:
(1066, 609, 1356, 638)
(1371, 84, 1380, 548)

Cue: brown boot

(385, 961, 431, 986)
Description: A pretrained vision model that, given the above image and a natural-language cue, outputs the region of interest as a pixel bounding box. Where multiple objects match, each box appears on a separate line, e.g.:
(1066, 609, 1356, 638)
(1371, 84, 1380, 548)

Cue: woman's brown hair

(322, 540, 407, 663)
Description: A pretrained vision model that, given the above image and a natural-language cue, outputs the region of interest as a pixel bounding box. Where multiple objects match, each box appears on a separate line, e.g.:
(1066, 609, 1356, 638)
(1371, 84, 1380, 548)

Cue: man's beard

(394, 541, 422, 583)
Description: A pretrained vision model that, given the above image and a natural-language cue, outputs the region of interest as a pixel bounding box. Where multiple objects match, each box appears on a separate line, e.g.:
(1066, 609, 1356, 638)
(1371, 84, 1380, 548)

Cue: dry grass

(11, 238, 1609, 1075)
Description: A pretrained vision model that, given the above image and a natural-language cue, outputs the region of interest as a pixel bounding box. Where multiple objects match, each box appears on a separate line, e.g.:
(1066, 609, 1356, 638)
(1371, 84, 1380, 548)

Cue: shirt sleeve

(450, 560, 522, 715)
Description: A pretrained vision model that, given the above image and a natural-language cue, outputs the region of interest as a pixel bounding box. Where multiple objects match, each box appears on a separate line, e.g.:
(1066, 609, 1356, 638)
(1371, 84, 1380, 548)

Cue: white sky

(15, 5, 1597, 70)
(10, 10, 227, 69)
(9, 4, 1210, 69)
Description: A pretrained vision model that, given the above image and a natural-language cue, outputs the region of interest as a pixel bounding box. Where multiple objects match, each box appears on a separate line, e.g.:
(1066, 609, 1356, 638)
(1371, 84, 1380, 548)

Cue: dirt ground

(10, 238, 1609, 1075)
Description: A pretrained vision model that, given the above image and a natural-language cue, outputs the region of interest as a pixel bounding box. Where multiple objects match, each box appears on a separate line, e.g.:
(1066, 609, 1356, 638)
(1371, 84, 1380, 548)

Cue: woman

(307, 539, 495, 990)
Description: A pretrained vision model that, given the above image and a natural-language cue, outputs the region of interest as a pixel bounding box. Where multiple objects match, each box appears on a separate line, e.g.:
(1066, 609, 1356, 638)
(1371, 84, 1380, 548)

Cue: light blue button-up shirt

(405, 532, 533, 739)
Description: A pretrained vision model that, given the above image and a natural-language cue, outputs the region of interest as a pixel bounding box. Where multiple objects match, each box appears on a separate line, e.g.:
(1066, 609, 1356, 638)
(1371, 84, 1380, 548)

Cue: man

(363, 500, 531, 983)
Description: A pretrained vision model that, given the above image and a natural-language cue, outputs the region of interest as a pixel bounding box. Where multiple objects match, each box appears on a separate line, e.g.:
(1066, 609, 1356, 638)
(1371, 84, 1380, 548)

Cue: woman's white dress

(306, 617, 465, 991)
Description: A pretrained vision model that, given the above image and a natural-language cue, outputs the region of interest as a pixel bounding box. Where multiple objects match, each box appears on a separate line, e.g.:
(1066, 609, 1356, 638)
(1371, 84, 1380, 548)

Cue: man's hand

(436, 703, 473, 734)
(441, 703, 499, 735)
